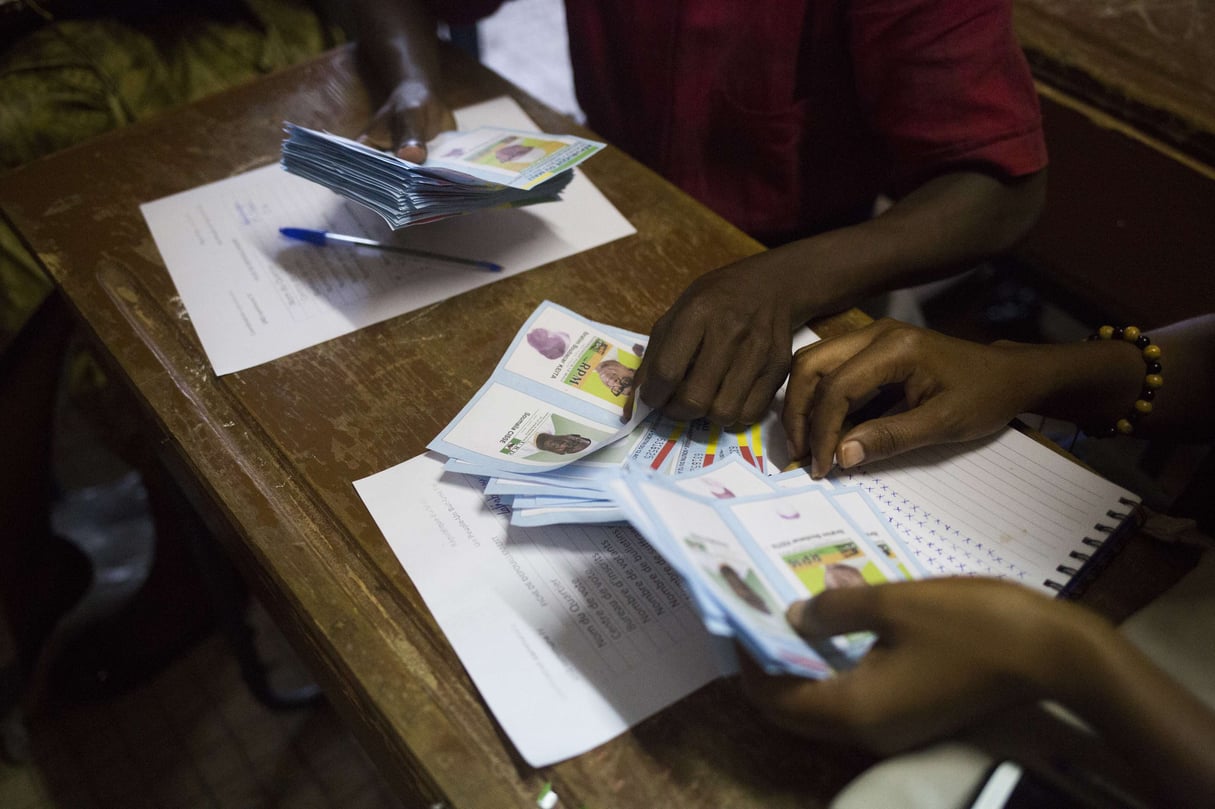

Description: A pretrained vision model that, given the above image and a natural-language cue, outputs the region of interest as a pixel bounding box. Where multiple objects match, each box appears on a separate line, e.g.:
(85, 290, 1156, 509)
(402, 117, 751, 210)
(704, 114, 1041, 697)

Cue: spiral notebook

(834, 426, 1142, 597)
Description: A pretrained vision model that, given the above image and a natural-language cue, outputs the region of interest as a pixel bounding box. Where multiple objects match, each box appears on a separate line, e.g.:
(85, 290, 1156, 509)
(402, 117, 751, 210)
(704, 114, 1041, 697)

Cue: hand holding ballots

(281, 123, 604, 228)
(425, 301, 795, 522)
(354, 300, 1142, 764)
(140, 97, 632, 375)
(424, 301, 924, 678)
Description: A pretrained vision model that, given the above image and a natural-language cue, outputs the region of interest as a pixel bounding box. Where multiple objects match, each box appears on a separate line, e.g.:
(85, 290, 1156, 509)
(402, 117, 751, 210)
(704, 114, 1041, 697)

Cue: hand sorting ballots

(755, 316, 1215, 809)
(781, 319, 1049, 478)
(739, 569, 1215, 809)
(738, 577, 1106, 755)
(636, 259, 794, 429)
(778, 315, 1215, 479)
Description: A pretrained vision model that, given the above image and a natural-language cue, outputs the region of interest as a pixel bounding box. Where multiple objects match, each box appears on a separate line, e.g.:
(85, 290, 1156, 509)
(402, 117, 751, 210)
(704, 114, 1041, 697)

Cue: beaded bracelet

(1085, 325, 1163, 437)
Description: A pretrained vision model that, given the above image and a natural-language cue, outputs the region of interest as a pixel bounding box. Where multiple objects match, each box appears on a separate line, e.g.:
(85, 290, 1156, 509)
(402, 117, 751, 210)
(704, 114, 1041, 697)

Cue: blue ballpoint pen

(279, 227, 503, 272)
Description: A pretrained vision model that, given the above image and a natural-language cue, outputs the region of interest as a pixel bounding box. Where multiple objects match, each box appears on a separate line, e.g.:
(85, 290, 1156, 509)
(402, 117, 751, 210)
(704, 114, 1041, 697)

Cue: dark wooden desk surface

(0, 43, 1196, 809)
(1008, 0, 1215, 327)
(0, 44, 878, 807)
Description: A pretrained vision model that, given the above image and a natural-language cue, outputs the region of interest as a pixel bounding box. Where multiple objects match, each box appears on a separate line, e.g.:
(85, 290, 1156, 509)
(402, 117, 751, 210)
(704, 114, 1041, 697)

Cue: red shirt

(430, 0, 1047, 245)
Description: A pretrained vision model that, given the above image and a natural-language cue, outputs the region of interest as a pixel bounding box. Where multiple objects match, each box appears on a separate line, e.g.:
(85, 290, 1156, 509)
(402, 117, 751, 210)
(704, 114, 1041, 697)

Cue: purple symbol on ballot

(527, 328, 570, 359)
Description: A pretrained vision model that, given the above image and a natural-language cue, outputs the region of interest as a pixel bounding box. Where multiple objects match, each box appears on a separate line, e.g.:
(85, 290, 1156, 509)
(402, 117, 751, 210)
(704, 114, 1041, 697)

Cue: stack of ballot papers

(357, 300, 1138, 762)
(281, 123, 604, 228)
(425, 300, 926, 677)
(426, 301, 790, 527)
(607, 457, 927, 677)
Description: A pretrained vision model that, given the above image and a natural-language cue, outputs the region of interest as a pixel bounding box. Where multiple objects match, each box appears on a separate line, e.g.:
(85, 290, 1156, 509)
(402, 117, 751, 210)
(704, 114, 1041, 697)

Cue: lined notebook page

(837, 429, 1139, 594)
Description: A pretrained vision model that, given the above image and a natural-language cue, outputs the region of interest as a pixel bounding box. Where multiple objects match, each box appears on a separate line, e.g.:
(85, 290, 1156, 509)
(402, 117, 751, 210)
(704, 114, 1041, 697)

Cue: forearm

(758, 169, 1046, 322)
(1051, 620, 1215, 808)
(349, 0, 442, 93)
(1012, 314, 1215, 441)
(1134, 315, 1215, 439)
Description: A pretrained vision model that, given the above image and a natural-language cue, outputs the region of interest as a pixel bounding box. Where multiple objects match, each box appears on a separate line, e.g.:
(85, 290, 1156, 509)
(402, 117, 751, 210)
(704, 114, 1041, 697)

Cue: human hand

(360, 80, 456, 163)
(783, 319, 1041, 477)
(738, 578, 1105, 754)
(351, 0, 455, 162)
(637, 260, 792, 427)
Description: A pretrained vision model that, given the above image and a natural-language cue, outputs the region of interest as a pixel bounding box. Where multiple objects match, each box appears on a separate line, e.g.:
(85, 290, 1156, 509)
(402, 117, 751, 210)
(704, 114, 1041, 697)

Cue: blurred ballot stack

(281, 124, 603, 228)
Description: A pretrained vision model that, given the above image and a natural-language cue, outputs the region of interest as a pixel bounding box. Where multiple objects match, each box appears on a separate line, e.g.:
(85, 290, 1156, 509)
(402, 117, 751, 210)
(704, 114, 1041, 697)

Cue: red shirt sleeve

(849, 0, 1047, 195)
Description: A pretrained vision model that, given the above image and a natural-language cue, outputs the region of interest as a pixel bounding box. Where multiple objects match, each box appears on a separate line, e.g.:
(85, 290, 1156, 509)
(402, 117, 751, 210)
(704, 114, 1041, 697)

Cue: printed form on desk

(353, 453, 731, 767)
(139, 96, 635, 375)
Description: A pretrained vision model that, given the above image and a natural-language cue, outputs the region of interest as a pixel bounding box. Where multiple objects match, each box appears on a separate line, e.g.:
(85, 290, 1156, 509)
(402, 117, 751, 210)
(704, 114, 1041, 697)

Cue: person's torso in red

(563, 0, 1046, 245)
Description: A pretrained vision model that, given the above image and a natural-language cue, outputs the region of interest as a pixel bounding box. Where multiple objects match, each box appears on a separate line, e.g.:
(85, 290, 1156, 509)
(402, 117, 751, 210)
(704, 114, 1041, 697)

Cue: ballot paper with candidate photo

(747, 466, 927, 580)
(281, 124, 604, 229)
(428, 301, 652, 474)
(428, 301, 810, 527)
(719, 487, 904, 662)
(426, 127, 605, 191)
(498, 300, 646, 419)
(141, 96, 635, 375)
(603, 457, 931, 675)
(605, 468, 836, 678)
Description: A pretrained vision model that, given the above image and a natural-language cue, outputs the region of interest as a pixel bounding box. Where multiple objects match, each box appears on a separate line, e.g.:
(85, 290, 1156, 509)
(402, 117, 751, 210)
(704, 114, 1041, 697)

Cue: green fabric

(0, 0, 342, 346)
(0, 221, 50, 345)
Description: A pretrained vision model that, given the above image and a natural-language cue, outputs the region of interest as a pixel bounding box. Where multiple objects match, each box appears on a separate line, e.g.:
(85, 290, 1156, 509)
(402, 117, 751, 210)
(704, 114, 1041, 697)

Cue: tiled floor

(2, 611, 404, 809)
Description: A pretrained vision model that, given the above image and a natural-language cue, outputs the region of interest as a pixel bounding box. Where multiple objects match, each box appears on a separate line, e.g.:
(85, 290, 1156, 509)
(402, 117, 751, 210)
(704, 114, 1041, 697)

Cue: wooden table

(1007, 1, 1215, 328)
(0, 43, 1196, 809)
(1014, 0, 1215, 166)
(0, 44, 876, 807)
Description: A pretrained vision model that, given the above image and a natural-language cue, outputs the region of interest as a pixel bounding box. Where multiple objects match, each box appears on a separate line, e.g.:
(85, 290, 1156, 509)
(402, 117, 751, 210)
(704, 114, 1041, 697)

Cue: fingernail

(785, 439, 796, 459)
(839, 440, 865, 469)
(397, 142, 425, 162)
(809, 457, 824, 479)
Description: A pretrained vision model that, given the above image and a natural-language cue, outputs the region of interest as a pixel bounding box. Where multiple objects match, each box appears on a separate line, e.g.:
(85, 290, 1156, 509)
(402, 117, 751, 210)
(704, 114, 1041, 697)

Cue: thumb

(835, 406, 954, 468)
(390, 107, 429, 163)
(359, 114, 427, 162)
(395, 138, 427, 164)
(395, 103, 457, 163)
(786, 587, 888, 639)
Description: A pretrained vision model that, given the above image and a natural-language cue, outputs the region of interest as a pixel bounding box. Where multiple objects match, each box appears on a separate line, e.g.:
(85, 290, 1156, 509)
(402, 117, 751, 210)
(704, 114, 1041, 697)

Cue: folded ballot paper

(426, 300, 789, 526)
(607, 457, 927, 676)
(424, 301, 927, 678)
(358, 301, 1136, 762)
(281, 124, 604, 228)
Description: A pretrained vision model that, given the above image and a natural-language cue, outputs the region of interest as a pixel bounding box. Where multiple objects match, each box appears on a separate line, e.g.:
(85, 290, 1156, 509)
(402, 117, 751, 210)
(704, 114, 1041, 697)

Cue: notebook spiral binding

(1045, 497, 1145, 597)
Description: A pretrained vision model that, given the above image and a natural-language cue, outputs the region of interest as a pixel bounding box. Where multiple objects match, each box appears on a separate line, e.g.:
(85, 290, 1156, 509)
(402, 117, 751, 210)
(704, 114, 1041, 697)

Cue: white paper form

(353, 453, 726, 767)
(140, 97, 636, 374)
